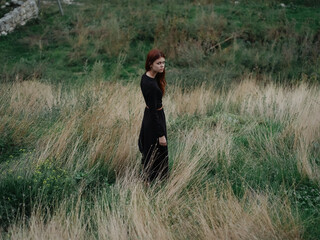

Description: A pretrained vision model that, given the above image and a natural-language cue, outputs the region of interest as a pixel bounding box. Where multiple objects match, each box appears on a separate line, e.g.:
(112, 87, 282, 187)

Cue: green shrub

(0, 159, 74, 229)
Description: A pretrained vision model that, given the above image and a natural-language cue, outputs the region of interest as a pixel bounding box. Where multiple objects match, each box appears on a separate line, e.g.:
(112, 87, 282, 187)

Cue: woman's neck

(146, 70, 157, 79)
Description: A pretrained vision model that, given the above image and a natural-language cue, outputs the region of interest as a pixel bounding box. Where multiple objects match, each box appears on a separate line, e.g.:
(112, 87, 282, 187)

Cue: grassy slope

(0, 0, 320, 239)
(0, 0, 319, 86)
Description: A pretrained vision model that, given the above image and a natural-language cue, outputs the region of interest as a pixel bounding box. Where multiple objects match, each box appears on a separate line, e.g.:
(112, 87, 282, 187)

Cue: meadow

(1, 76, 320, 239)
(0, 0, 320, 239)
(1, 0, 319, 87)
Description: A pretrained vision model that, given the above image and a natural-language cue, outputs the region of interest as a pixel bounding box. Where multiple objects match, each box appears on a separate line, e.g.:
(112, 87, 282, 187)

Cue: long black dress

(138, 73, 169, 182)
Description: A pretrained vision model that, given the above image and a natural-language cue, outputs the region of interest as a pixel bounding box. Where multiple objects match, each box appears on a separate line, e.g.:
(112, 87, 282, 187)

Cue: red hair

(145, 49, 166, 95)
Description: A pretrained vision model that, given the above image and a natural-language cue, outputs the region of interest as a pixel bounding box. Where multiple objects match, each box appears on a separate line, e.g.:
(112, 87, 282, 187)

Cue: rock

(1, 5, 6, 9)
(280, 3, 285, 7)
(1, 31, 8, 36)
(62, 0, 73, 4)
(3, 25, 9, 31)
(0, 0, 39, 35)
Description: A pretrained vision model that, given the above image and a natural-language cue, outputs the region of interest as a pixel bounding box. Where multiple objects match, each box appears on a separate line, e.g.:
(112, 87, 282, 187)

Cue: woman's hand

(159, 136, 167, 146)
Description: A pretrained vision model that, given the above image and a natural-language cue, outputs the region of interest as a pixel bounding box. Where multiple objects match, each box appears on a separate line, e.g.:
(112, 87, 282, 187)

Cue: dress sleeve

(145, 84, 165, 138)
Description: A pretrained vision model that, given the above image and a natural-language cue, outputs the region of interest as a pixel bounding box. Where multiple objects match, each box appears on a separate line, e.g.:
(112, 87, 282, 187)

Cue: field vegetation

(0, 0, 320, 239)
(0, 0, 319, 87)
(1, 76, 320, 239)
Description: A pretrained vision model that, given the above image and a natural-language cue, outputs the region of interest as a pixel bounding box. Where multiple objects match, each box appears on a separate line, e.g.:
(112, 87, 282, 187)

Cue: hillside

(0, 1, 320, 239)
(0, 0, 319, 87)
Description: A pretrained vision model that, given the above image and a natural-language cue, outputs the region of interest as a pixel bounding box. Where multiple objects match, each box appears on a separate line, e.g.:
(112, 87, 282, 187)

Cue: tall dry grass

(1, 77, 319, 239)
(6, 175, 301, 240)
(227, 80, 320, 183)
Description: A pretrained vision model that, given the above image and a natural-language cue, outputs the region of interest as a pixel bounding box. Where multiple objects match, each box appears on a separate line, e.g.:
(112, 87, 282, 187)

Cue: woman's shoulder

(141, 73, 155, 85)
(141, 72, 154, 80)
(141, 73, 147, 85)
(141, 73, 147, 81)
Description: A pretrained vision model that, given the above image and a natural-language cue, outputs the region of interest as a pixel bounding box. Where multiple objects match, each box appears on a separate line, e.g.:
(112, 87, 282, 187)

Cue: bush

(0, 159, 74, 229)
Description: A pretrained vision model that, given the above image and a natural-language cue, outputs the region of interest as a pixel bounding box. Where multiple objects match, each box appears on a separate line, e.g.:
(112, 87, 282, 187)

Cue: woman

(138, 49, 169, 183)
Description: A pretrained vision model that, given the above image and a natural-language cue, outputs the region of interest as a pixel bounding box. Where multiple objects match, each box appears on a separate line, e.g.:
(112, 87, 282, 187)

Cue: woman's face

(150, 57, 165, 73)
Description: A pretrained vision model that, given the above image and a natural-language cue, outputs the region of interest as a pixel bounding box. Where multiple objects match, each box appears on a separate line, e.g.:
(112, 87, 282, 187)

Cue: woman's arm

(143, 81, 166, 139)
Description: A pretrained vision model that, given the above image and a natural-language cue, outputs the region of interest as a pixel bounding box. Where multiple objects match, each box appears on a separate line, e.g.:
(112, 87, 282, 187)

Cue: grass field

(0, 0, 320, 239)
(0, 0, 319, 87)
(1, 77, 320, 239)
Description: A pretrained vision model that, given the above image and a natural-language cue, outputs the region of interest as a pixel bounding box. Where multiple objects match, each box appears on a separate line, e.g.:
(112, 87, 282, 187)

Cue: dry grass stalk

(2, 78, 317, 239)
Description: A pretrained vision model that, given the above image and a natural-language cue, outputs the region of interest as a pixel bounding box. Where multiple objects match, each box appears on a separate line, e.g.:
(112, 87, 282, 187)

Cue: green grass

(0, 0, 319, 87)
(0, 79, 320, 238)
(1, 0, 320, 239)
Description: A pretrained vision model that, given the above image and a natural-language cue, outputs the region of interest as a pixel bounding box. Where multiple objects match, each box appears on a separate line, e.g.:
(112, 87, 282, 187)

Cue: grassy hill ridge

(0, 0, 319, 87)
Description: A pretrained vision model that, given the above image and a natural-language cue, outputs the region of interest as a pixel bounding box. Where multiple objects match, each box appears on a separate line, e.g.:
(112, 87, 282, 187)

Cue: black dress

(138, 73, 169, 182)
